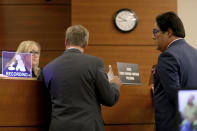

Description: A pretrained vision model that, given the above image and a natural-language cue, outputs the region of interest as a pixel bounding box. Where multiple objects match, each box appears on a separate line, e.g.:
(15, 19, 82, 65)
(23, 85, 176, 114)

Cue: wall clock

(114, 8, 138, 33)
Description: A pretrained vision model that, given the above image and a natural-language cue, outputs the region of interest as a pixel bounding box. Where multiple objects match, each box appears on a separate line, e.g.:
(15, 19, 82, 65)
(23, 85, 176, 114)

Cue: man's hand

(110, 76, 122, 87)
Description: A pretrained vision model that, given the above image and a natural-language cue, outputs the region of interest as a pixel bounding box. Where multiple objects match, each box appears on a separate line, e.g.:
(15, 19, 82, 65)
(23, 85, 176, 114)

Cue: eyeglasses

(152, 29, 160, 38)
(30, 50, 40, 55)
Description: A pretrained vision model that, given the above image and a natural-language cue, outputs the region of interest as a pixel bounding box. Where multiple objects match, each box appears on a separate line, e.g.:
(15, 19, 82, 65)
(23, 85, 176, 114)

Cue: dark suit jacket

(43, 49, 120, 131)
(153, 39, 197, 131)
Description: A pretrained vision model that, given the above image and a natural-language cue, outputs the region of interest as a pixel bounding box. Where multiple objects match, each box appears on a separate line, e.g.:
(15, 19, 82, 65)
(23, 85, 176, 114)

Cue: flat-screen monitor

(177, 88, 197, 131)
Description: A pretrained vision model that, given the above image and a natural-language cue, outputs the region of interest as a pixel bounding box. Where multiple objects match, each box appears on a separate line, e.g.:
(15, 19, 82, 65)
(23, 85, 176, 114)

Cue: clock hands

(118, 16, 127, 22)
(118, 16, 136, 22)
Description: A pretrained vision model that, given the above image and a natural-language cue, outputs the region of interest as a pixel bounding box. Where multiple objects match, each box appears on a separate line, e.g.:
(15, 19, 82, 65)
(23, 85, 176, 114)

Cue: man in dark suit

(152, 11, 197, 131)
(43, 25, 122, 131)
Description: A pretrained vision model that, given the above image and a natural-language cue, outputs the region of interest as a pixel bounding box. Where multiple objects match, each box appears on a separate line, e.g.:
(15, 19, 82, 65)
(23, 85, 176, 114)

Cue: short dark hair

(156, 11, 185, 38)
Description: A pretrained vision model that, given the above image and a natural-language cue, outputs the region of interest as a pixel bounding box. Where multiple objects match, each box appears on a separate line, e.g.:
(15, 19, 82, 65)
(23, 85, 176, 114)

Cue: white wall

(178, 0, 197, 48)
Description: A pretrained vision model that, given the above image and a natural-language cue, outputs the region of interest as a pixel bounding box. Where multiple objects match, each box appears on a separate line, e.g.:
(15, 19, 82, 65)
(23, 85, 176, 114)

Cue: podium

(0, 78, 45, 131)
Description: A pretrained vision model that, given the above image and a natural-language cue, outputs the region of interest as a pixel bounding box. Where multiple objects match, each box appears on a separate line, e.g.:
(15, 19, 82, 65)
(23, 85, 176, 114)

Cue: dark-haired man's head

(152, 11, 185, 52)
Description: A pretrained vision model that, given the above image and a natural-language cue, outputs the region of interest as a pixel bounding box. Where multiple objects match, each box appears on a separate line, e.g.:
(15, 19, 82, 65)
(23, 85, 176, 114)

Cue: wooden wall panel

(0, 128, 43, 131)
(102, 85, 154, 124)
(0, 0, 69, 4)
(72, 0, 177, 45)
(0, 5, 70, 51)
(105, 125, 154, 131)
(40, 51, 62, 67)
(0, 0, 71, 51)
(0, 79, 44, 126)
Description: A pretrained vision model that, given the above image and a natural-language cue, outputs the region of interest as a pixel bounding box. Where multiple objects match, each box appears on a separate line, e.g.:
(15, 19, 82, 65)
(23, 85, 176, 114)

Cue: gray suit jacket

(43, 48, 120, 131)
(153, 39, 197, 131)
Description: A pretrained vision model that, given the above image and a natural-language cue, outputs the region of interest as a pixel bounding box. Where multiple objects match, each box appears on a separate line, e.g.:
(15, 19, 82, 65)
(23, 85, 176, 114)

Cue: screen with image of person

(177, 89, 197, 131)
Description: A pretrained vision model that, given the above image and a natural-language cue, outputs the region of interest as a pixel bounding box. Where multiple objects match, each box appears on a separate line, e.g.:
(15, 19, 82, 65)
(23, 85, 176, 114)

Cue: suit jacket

(43, 48, 120, 131)
(153, 39, 197, 131)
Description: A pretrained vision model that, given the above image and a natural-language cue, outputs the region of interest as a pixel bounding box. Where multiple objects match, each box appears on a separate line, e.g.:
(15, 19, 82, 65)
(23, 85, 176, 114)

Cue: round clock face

(114, 9, 138, 33)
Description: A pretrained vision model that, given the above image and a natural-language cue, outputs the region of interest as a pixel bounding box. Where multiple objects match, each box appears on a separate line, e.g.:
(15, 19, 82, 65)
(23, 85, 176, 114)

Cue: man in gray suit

(43, 25, 122, 131)
(152, 11, 197, 131)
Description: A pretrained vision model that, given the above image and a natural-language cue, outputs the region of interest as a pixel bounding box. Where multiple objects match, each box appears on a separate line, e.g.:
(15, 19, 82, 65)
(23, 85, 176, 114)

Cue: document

(117, 62, 141, 85)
